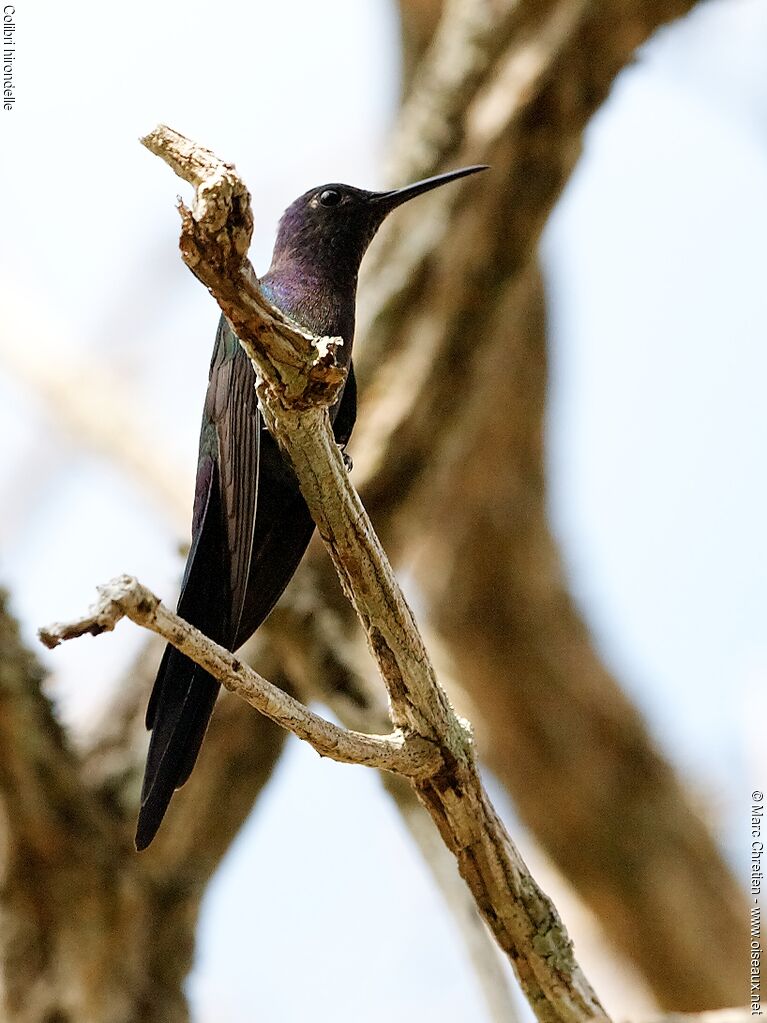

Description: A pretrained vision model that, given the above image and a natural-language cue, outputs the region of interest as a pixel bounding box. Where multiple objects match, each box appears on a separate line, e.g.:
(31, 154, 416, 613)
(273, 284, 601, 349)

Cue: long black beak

(371, 165, 488, 212)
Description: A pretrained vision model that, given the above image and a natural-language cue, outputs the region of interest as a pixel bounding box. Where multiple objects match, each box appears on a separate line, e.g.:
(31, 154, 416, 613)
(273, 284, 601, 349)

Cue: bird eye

(318, 189, 342, 207)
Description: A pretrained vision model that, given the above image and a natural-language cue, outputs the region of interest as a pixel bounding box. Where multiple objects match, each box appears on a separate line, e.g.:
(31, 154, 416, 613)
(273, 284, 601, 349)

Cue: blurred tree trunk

(396, 0, 442, 89)
(0, 594, 286, 1023)
(0, 0, 746, 1019)
(409, 261, 744, 1007)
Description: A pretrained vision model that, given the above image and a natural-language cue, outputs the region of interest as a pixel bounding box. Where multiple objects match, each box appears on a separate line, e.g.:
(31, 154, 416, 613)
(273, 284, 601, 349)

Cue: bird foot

(339, 445, 353, 472)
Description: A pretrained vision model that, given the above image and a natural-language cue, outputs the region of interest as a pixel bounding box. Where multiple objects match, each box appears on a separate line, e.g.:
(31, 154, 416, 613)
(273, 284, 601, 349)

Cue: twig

(39, 575, 440, 780)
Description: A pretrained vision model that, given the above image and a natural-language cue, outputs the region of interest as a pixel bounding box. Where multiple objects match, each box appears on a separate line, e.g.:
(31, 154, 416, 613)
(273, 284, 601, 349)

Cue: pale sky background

(1, 0, 765, 1020)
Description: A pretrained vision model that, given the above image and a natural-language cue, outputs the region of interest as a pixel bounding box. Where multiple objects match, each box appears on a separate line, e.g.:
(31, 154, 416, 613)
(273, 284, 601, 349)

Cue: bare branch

(111, 124, 607, 1023)
(39, 575, 440, 781)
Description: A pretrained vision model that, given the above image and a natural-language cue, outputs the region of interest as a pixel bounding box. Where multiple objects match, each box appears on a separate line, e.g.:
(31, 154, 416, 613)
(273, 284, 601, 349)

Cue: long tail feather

(136, 656, 219, 850)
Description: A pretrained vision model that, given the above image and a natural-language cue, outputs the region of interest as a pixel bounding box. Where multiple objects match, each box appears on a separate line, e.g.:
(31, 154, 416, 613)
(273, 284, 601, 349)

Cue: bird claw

(339, 445, 353, 472)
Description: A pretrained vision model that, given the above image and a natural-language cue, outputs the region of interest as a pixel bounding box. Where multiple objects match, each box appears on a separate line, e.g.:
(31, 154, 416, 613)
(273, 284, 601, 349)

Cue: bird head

(268, 165, 488, 280)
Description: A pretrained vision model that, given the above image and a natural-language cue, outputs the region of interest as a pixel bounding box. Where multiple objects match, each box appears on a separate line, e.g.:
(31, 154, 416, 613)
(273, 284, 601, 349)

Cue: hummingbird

(136, 164, 487, 850)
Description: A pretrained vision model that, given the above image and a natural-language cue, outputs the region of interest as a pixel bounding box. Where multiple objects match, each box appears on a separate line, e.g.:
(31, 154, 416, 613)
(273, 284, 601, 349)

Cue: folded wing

(136, 319, 260, 849)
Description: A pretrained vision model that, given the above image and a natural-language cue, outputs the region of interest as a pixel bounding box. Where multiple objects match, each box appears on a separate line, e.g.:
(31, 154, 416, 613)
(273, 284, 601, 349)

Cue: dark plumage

(136, 165, 487, 850)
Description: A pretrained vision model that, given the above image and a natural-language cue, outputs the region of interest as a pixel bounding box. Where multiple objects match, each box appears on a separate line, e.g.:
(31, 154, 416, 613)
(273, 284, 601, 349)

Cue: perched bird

(136, 164, 487, 850)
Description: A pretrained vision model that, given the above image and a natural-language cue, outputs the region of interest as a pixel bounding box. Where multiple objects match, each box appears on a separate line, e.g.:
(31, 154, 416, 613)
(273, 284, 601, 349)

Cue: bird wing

(232, 360, 357, 650)
(201, 317, 261, 639)
(137, 318, 260, 849)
